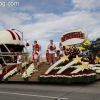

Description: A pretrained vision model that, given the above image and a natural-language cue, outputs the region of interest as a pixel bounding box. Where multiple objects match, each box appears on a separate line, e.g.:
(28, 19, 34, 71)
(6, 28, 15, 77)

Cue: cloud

(22, 10, 100, 56)
(33, 13, 61, 22)
(10, 10, 100, 57)
(0, 12, 20, 29)
(19, 0, 70, 13)
(89, 28, 100, 40)
(72, 0, 100, 10)
(15, 13, 31, 21)
(0, 0, 100, 57)
(31, 11, 99, 33)
(0, 7, 31, 29)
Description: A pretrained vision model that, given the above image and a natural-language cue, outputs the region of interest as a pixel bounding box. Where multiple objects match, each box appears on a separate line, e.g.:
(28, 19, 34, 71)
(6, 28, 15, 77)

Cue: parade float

(0, 29, 29, 81)
(0, 28, 100, 84)
(39, 29, 100, 84)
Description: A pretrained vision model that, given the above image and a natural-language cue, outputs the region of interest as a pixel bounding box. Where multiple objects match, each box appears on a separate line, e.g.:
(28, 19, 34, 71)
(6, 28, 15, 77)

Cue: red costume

(33, 43, 39, 51)
(46, 52, 49, 62)
(32, 51, 39, 60)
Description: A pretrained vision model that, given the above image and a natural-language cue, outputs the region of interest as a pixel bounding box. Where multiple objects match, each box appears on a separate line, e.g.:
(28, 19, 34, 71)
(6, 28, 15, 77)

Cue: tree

(89, 38, 100, 53)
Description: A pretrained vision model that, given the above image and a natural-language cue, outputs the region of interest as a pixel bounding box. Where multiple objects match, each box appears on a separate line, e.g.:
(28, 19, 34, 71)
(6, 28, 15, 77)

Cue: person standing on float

(16, 51, 23, 75)
(32, 48, 39, 71)
(33, 40, 40, 65)
(55, 50, 61, 61)
(59, 42, 64, 57)
(48, 40, 56, 65)
(46, 50, 49, 64)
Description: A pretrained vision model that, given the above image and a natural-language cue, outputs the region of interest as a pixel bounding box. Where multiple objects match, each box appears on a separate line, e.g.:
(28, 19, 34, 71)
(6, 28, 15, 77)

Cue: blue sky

(0, 0, 100, 56)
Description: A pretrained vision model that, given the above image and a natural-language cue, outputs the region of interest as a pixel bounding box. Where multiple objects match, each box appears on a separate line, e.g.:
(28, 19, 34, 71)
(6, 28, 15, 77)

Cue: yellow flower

(62, 55, 69, 62)
(74, 55, 82, 63)
(95, 56, 100, 63)
(81, 62, 88, 71)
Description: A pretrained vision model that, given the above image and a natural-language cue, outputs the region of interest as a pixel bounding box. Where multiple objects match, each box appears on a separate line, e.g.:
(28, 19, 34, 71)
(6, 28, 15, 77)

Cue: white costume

(17, 55, 22, 64)
(48, 44, 56, 54)
(59, 45, 64, 55)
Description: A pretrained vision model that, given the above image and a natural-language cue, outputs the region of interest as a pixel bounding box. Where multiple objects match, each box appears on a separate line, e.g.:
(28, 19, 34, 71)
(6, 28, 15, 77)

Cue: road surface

(0, 81, 100, 100)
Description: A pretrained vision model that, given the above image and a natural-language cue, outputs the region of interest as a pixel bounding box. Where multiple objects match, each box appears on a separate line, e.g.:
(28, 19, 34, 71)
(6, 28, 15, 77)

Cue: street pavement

(0, 81, 100, 100)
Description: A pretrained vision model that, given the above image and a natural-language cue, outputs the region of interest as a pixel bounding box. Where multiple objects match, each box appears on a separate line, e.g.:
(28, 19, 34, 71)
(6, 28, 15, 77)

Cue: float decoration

(26, 43, 29, 46)
(45, 55, 69, 74)
(39, 29, 99, 84)
(0, 29, 29, 80)
(95, 56, 100, 63)
(56, 56, 82, 74)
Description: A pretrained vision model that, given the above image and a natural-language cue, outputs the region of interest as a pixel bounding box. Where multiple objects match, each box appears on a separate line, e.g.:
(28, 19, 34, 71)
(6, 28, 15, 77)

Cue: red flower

(50, 46, 54, 51)
(66, 74, 71, 76)
(89, 61, 95, 64)
(26, 43, 29, 46)
(10, 48, 14, 52)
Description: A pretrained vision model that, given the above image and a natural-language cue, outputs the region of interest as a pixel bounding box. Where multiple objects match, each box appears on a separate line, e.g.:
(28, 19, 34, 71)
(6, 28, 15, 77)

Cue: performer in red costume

(33, 41, 39, 51)
(33, 40, 40, 66)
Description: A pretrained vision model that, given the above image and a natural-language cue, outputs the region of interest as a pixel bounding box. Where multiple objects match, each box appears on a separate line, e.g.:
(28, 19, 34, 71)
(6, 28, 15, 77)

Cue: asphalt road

(0, 81, 100, 100)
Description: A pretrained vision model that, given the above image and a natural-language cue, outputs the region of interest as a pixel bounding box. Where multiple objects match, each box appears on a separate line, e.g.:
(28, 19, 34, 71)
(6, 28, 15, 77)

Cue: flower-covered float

(0, 29, 29, 81)
(39, 29, 100, 84)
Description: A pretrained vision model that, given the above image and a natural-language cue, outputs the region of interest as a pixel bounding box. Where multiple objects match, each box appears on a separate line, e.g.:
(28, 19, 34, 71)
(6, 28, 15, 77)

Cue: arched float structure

(0, 30, 27, 64)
